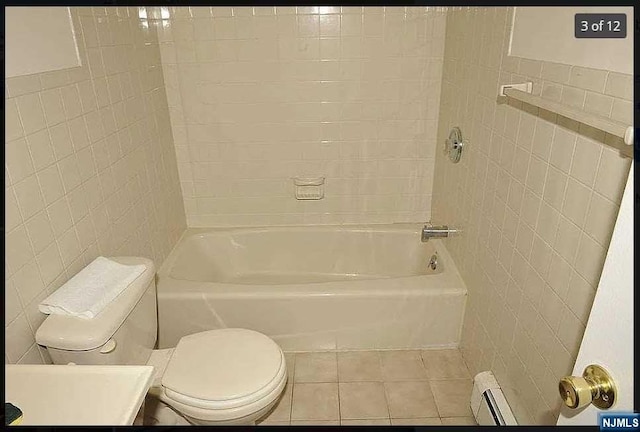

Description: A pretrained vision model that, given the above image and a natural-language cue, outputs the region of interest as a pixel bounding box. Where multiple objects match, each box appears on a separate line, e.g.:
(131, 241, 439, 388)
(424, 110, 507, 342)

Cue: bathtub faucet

(421, 224, 458, 242)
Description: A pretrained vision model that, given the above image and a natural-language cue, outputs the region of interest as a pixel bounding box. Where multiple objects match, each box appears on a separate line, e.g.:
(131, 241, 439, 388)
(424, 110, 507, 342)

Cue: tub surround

(157, 6, 447, 226)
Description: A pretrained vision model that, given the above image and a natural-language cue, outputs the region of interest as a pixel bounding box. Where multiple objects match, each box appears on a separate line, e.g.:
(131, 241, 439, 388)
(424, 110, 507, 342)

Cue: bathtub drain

(428, 254, 438, 271)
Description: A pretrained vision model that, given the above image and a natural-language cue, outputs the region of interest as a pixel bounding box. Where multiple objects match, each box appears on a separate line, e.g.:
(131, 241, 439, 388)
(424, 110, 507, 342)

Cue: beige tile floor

(257, 349, 477, 426)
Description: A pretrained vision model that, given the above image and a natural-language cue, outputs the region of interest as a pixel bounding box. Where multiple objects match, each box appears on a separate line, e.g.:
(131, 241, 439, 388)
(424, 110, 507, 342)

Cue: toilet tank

(35, 257, 158, 366)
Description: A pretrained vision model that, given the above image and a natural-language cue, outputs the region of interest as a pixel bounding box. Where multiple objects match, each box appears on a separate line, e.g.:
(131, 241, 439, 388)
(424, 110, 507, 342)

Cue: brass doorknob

(559, 364, 616, 410)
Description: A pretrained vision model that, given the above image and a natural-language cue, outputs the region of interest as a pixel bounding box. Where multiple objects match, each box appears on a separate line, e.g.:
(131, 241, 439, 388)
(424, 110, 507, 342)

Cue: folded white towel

(39, 256, 146, 319)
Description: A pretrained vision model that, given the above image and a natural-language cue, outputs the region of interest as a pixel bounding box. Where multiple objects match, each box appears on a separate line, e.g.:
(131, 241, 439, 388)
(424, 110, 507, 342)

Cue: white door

(557, 162, 634, 425)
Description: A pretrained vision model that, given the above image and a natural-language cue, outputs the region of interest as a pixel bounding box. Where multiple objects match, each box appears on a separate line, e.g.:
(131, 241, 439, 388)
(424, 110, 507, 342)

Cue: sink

(5, 364, 154, 425)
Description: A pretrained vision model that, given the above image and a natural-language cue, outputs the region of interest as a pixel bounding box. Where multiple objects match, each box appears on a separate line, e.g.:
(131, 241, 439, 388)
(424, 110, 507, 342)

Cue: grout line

(294, 378, 471, 383)
(287, 354, 295, 422)
(335, 363, 342, 421)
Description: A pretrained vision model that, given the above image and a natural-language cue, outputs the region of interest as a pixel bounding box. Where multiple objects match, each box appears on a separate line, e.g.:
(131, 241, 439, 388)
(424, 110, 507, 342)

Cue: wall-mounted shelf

(499, 83, 634, 148)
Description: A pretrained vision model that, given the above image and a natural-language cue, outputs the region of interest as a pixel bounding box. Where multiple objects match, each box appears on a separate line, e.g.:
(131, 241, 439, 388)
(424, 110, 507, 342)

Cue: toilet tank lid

(35, 257, 155, 352)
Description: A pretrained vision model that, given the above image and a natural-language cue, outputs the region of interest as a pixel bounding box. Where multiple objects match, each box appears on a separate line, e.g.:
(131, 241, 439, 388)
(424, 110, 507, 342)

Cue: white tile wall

(4, 7, 186, 364)
(158, 6, 446, 226)
(432, 7, 632, 424)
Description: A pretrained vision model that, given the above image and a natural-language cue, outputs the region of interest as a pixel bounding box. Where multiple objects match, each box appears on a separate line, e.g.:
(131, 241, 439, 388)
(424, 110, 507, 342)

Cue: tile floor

(257, 349, 478, 426)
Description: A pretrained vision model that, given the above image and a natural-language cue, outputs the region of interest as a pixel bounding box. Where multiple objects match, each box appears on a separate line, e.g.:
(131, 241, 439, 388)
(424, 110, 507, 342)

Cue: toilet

(35, 257, 287, 425)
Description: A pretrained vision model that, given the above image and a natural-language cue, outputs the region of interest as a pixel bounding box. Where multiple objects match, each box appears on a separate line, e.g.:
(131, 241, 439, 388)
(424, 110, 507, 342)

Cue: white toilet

(35, 257, 287, 425)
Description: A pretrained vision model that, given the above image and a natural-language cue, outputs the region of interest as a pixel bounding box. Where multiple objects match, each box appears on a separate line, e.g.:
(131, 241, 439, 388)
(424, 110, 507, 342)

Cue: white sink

(5, 364, 154, 425)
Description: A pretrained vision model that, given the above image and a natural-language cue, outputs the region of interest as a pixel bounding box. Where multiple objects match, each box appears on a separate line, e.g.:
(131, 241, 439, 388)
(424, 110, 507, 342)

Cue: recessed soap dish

(293, 177, 325, 200)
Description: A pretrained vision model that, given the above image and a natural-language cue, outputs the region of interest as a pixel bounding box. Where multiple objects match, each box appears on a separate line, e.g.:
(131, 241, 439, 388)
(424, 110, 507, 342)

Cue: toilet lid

(161, 328, 284, 407)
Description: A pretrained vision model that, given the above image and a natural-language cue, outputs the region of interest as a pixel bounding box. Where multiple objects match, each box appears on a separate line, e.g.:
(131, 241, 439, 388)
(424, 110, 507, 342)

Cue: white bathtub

(156, 224, 467, 351)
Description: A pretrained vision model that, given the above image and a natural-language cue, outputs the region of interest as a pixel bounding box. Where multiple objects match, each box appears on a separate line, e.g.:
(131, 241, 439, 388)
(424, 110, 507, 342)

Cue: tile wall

(5, 7, 186, 364)
(432, 7, 632, 424)
(157, 6, 446, 226)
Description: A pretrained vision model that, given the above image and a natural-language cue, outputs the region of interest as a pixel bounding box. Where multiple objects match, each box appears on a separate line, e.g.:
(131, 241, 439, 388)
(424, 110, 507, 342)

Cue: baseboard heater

(470, 371, 518, 425)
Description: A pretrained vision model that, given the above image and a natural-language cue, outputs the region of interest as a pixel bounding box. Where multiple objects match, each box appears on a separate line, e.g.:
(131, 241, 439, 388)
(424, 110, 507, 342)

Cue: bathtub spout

(421, 225, 458, 242)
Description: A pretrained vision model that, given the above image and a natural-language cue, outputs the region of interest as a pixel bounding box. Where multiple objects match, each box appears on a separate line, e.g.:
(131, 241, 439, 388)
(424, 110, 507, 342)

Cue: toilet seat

(163, 354, 286, 410)
(160, 371, 286, 423)
(158, 328, 287, 422)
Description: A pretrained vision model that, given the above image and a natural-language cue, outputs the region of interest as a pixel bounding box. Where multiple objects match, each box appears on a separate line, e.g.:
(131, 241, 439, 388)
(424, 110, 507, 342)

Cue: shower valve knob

(445, 127, 465, 163)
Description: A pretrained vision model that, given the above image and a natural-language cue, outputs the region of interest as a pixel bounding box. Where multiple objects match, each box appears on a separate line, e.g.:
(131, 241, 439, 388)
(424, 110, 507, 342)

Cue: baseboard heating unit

(471, 371, 518, 425)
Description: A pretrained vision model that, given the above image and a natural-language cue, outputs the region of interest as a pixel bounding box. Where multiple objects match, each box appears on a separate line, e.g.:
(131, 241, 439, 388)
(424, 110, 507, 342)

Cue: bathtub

(156, 224, 467, 351)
